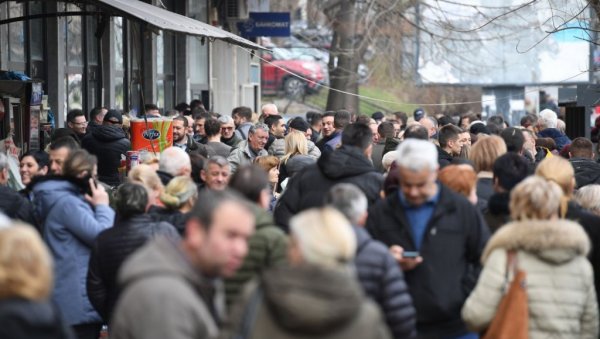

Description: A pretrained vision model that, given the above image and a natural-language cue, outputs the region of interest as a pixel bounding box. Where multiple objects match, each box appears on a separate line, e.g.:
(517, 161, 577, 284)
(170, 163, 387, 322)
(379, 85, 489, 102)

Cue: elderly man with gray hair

(157, 147, 192, 185)
(366, 139, 489, 339)
(0, 153, 38, 230)
(326, 183, 417, 339)
(537, 108, 571, 151)
(227, 123, 269, 174)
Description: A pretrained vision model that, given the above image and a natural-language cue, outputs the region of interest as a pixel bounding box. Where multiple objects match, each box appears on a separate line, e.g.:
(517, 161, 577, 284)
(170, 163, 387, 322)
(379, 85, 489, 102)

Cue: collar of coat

(481, 219, 590, 264)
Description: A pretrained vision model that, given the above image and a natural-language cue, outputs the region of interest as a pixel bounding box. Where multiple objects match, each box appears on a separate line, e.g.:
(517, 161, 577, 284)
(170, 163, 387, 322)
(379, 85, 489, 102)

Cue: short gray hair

(396, 139, 438, 172)
(325, 184, 367, 225)
(249, 123, 269, 136)
(0, 153, 7, 171)
(203, 155, 229, 171)
(159, 147, 191, 176)
(539, 109, 557, 129)
(218, 115, 234, 125)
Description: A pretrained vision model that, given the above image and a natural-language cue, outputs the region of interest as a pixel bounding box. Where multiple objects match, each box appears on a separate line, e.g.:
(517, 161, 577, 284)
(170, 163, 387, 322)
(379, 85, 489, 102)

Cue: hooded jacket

(86, 214, 180, 322)
(110, 237, 223, 339)
(354, 227, 417, 339)
(570, 157, 600, 189)
(221, 264, 391, 339)
(274, 145, 383, 231)
(224, 206, 287, 306)
(81, 125, 131, 187)
(32, 178, 114, 325)
(462, 220, 598, 339)
(0, 299, 74, 339)
(538, 128, 571, 151)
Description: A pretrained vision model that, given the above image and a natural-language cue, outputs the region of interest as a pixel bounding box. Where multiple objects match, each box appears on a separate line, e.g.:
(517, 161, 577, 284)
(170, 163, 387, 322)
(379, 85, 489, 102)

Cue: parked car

(261, 48, 327, 97)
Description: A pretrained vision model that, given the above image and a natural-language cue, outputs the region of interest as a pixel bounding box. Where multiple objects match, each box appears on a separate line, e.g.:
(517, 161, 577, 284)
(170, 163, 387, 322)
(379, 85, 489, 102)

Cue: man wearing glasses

(66, 109, 88, 141)
(218, 115, 242, 148)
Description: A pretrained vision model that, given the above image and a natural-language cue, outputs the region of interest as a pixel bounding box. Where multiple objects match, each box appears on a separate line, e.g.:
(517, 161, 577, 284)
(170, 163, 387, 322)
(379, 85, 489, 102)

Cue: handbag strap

(235, 285, 263, 339)
(503, 250, 518, 292)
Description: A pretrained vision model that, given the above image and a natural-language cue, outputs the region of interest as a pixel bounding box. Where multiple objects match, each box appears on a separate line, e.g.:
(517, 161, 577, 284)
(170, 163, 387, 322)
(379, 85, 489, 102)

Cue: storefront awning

(96, 0, 266, 50)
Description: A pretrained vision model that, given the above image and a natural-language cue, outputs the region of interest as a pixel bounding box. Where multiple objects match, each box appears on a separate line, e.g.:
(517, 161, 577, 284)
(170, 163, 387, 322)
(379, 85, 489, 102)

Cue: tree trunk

(326, 0, 360, 113)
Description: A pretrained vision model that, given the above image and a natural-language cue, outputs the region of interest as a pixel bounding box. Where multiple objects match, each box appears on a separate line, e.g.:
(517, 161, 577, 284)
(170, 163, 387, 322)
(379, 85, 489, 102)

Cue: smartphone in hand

(403, 251, 420, 259)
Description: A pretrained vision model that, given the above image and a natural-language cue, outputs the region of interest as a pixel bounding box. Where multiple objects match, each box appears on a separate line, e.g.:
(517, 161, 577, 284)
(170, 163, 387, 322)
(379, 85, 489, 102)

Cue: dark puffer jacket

(81, 125, 131, 187)
(0, 298, 74, 339)
(354, 226, 417, 339)
(87, 214, 179, 322)
(538, 128, 571, 151)
(274, 145, 383, 231)
(570, 157, 600, 189)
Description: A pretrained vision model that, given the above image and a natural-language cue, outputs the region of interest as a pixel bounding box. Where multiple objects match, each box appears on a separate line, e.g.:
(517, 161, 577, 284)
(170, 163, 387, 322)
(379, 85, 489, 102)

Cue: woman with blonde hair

(32, 149, 113, 338)
(128, 164, 164, 207)
(222, 207, 391, 339)
(0, 225, 74, 338)
(148, 176, 198, 235)
(535, 156, 600, 307)
(278, 130, 316, 191)
(462, 176, 598, 337)
(468, 135, 507, 210)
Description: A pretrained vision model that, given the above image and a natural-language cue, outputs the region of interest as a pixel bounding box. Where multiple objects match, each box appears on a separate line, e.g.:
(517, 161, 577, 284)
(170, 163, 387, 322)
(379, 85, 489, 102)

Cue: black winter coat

(81, 125, 131, 187)
(86, 214, 179, 322)
(274, 145, 383, 231)
(565, 201, 600, 312)
(366, 185, 490, 339)
(148, 205, 189, 235)
(0, 185, 38, 230)
(570, 157, 600, 189)
(354, 226, 417, 339)
(0, 298, 74, 339)
(483, 191, 511, 233)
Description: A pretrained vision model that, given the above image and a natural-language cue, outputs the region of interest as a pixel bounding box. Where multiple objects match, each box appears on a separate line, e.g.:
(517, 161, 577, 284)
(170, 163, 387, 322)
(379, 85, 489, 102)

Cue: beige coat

(462, 219, 599, 339)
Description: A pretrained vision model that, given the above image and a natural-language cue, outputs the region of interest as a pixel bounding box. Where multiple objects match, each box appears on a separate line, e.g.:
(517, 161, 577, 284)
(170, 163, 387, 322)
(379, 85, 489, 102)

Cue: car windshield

(272, 48, 295, 60)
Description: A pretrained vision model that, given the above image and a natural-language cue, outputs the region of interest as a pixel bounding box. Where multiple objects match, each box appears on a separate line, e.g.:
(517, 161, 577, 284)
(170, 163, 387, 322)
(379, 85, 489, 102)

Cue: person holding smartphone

(32, 149, 114, 339)
(366, 139, 490, 339)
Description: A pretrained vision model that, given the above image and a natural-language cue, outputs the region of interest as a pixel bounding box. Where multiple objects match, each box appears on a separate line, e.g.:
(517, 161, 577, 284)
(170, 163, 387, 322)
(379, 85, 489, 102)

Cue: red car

(261, 48, 327, 96)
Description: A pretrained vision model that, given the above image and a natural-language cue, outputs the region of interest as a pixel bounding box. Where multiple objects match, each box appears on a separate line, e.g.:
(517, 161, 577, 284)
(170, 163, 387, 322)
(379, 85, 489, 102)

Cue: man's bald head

(261, 103, 278, 118)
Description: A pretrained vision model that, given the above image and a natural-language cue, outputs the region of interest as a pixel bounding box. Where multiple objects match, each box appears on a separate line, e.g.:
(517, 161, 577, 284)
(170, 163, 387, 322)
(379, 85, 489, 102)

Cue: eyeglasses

(221, 127, 234, 131)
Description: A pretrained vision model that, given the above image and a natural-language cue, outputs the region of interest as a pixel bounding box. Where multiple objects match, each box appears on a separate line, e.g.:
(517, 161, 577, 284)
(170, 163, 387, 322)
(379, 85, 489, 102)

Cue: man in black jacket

(81, 110, 131, 187)
(326, 183, 417, 339)
(568, 137, 600, 189)
(366, 139, 489, 339)
(172, 116, 208, 157)
(87, 183, 179, 323)
(274, 122, 383, 231)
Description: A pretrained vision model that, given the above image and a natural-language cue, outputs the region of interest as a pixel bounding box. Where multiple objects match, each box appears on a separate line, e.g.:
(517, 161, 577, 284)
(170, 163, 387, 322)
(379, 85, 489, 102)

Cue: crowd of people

(0, 101, 600, 339)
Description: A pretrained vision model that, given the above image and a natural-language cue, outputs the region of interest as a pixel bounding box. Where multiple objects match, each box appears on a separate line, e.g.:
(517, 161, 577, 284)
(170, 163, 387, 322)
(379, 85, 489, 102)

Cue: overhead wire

(236, 44, 591, 107)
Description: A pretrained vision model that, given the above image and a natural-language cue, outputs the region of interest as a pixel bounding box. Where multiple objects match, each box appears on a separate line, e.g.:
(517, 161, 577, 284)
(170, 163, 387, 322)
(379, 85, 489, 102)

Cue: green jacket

(225, 206, 287, 307)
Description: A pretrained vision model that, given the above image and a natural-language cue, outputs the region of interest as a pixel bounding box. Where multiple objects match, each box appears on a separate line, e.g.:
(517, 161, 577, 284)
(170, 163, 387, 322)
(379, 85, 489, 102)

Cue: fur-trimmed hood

(481, 219, 590, 264)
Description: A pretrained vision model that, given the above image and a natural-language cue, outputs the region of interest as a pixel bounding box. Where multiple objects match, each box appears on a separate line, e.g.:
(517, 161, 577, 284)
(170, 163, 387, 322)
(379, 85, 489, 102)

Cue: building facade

(0, 0, 262, 127)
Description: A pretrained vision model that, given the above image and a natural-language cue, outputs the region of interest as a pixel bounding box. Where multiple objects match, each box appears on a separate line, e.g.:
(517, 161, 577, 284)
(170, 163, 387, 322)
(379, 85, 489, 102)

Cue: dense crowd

(0, 102, 599, 339)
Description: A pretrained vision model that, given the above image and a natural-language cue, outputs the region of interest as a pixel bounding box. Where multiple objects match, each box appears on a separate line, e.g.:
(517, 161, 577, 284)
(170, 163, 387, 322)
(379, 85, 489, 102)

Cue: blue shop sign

(239, 12, 290, 37)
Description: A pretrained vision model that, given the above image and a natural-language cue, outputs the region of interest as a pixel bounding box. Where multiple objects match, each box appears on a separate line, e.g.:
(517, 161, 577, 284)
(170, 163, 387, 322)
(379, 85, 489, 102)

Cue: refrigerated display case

(0, 79, 45, 153)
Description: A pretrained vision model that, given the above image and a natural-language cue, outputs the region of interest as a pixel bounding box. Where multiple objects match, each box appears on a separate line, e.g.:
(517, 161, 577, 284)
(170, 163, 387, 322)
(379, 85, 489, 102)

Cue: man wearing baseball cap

(81, 109, 130, 187)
